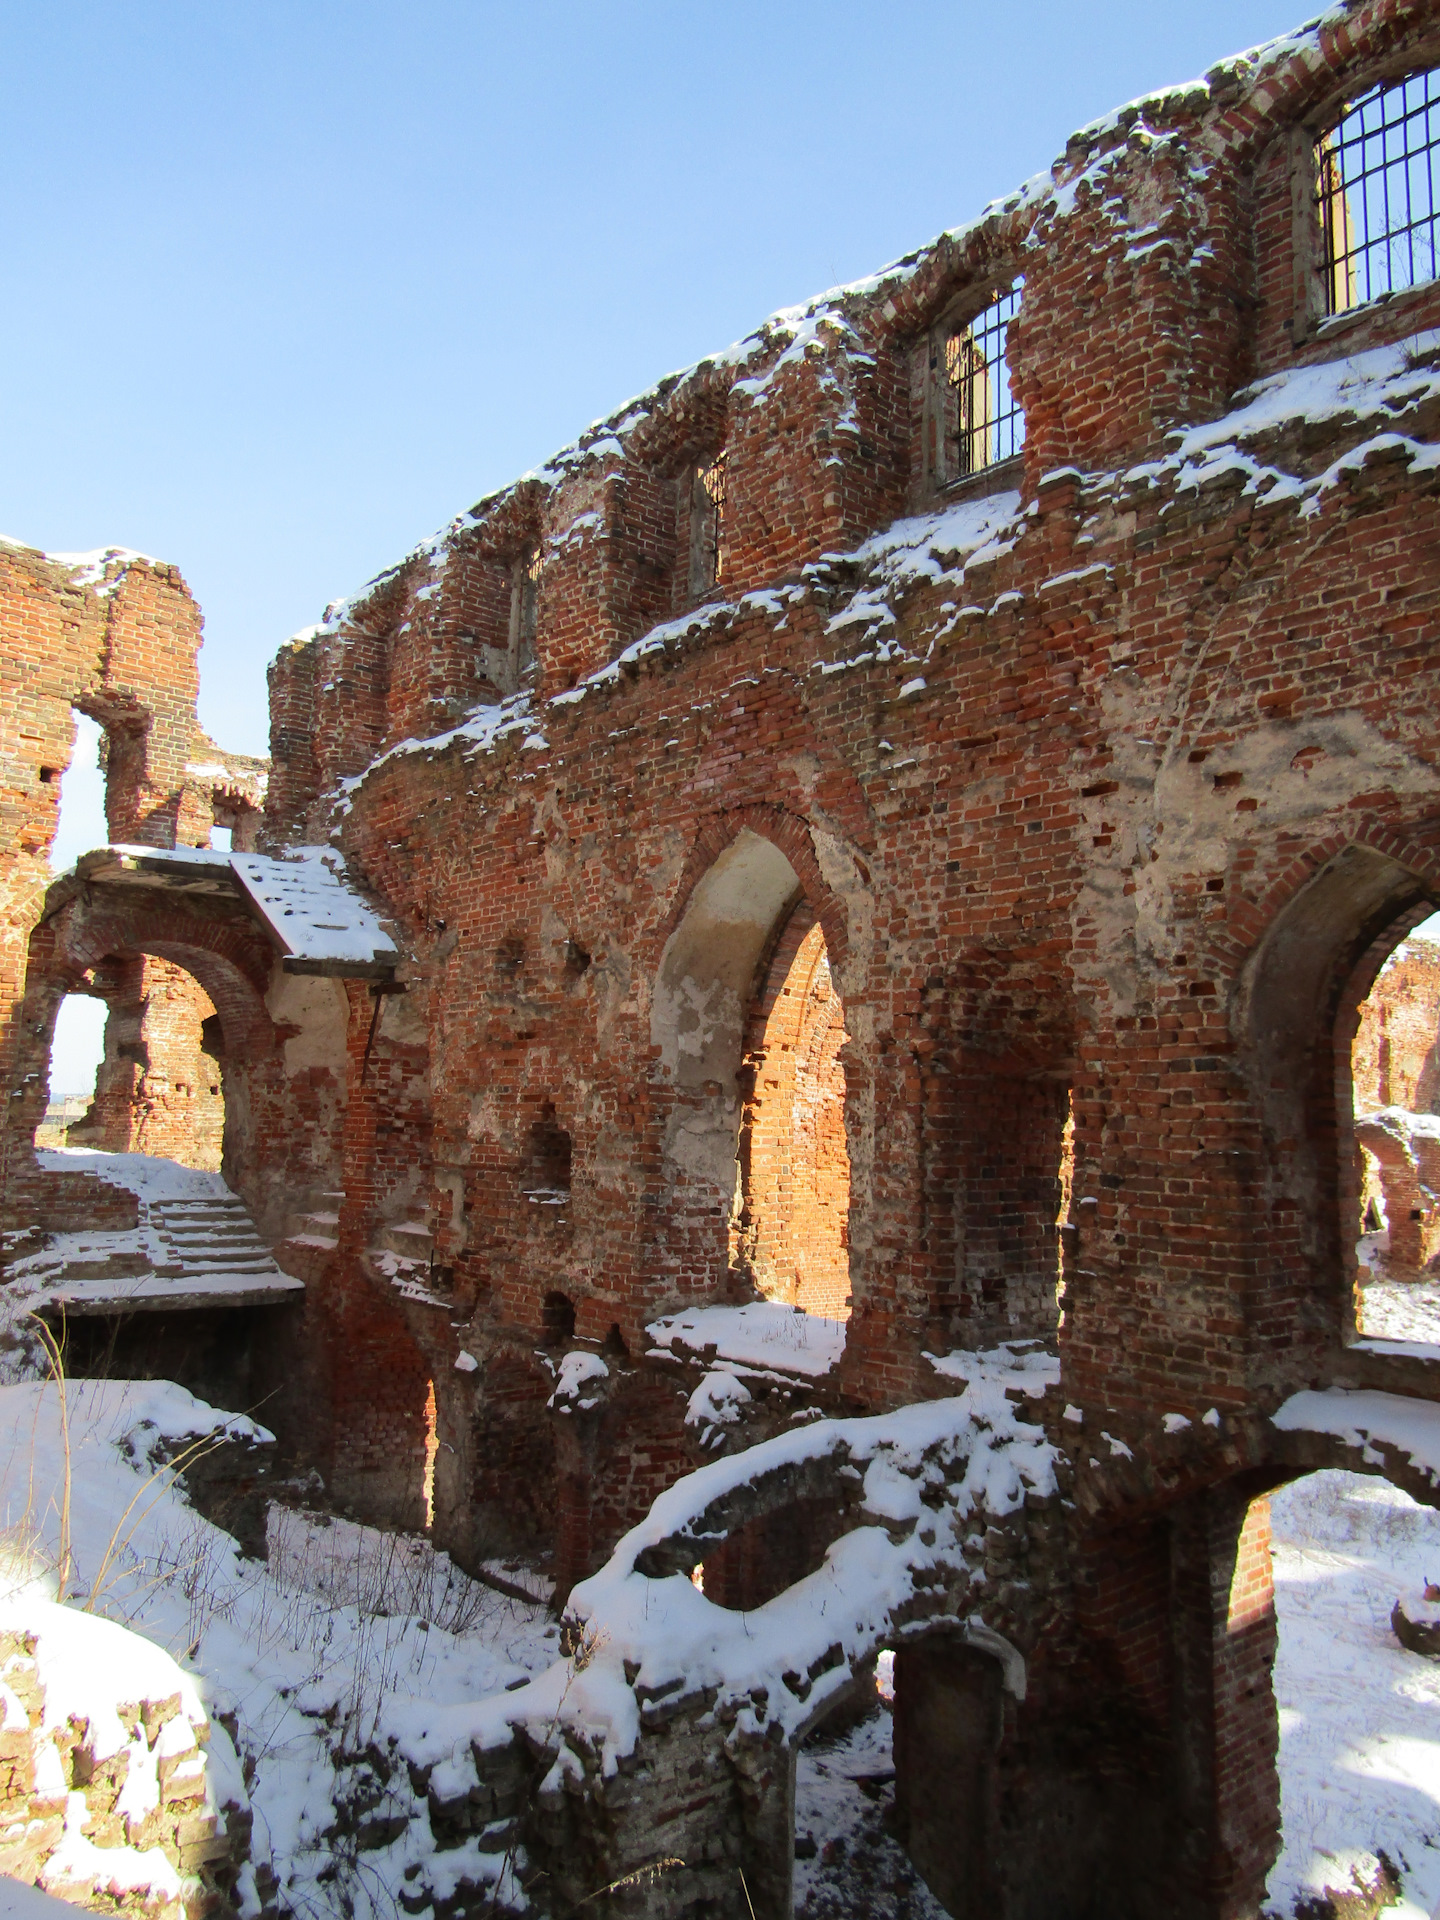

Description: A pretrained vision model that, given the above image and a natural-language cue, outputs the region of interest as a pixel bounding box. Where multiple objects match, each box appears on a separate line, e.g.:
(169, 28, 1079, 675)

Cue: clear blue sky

(4, 1, 1312, 769)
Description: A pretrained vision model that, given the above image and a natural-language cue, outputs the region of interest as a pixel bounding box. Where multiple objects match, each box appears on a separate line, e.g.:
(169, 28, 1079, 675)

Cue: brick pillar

(318, 979, 433, 1528)
(1170, 1485, 1280, 1919)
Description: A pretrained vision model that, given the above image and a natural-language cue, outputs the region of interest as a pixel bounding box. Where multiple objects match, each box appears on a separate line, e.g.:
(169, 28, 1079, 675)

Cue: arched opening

(1234, 841, 1440, 1356)
(793, 1634, 1039, 1920)
(793, 1651, 923, 1919)
(1267, 1467, 1440, 1916)
(1349, 909, 1440, 1341)
(57, 955, 225, 1172)
(734, 907, 851, 1319)
(653, 827, 852, 1318)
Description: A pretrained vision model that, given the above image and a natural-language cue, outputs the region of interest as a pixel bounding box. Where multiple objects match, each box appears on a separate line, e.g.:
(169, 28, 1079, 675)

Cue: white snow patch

(647, 1302, 847, 1379)
(548, 1351, 609, 1410)
(1274, 1389, 1440, 1483)
(1267, 1469, 1440, 1918)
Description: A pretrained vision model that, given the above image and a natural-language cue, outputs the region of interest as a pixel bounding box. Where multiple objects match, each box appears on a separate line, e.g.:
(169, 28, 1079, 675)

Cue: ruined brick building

(8, 2, 1440, 1912)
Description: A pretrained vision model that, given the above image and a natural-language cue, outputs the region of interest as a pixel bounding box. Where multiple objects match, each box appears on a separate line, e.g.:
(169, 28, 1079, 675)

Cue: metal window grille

(1317, 69, 1440, 315)
(944, 280, 1024, 479)
(691, 449, 728, 594)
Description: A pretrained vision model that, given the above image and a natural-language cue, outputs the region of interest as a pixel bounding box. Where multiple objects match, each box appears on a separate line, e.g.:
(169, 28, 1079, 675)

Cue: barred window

(1317, 69, 1440, 315)
(689, 448, 729, 597)
(940, 280, 1024, 481)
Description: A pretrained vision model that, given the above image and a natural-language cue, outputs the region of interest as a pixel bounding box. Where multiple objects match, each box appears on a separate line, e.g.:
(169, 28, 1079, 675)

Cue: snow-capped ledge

(1273, 1387, 1440, 1483)
(75, 845, 399, 979)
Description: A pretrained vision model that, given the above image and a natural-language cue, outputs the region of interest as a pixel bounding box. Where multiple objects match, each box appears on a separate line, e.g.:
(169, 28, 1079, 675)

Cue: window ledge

(942, 452, 1025, 505)
(1304, 276, 1440, 349)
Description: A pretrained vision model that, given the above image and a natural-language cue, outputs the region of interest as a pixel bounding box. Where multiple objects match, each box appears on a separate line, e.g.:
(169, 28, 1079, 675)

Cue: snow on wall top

(386, 1346, 1062, 1778)
(0, 536, 167, 597)
(1274, 1386, 1440, 1480)
(646, 1302, 848, 1379)
(302, 0, 1361, 651)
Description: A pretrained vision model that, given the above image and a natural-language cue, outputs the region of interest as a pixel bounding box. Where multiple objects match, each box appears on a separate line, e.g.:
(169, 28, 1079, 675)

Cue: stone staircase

(274, 1188, 344, 1283)
(149, 1193, 283, 1282)
(283, 1189, 344, 1252)
(13, 1179, 304, 1315)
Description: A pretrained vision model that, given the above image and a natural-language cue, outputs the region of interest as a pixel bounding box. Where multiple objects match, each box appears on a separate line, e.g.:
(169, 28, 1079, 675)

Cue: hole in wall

(50, 711, 107, 874)
(542, 1291, 576, 1347)
(423, 1380, 438, 1529)
(38, 995, 108, 1147)
(525, 1104, 572, 1198)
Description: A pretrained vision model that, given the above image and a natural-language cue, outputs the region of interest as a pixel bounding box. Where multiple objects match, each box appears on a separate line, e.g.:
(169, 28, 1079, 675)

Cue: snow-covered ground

(7, 1369, 1440, 1917)
(794, 1694, 946, 1920)
(1267, 1470, 1440, 1918)
(0, 1378, 557, 1917)
(1361, 1276, 1440, 1345)
(788, 1471, 1440, 1920)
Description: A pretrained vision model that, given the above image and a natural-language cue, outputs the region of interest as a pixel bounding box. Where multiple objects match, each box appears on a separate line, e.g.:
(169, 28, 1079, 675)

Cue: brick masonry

(8, 3, 1440, 1912)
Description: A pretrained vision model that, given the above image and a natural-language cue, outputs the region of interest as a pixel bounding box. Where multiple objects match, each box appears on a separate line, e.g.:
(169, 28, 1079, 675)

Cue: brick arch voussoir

(657, 805, 851, 974)
(48, 905, 277, 1062)
(1212, 0, 1440, 166)
(868, 200, 1039, 344)
(1214, 818, 1440, 974)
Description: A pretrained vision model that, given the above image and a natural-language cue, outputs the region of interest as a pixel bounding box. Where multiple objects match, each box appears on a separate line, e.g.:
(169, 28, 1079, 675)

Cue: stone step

(156, 1208, 255, 1226)
(157, 1226, 263, 1245)
(374, 1221, 433, 1261)
(284, 1210, 340, 1247)
(55, 1254, 153, 1282)
(168, 1251, 276, 1267)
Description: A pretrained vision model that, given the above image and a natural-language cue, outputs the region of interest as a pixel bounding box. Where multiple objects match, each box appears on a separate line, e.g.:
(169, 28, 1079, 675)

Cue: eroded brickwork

(736, 914, 850, 1317)
(68, 956, 224, 1170)
(9, 5, 1440, 1913)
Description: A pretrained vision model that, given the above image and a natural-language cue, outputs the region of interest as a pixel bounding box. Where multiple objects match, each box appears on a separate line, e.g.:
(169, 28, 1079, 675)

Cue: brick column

(1170, 1485, 1281, 1919)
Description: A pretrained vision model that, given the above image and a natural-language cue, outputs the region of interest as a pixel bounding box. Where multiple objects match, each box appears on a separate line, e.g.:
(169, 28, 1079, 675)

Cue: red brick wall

(1353, 937, 1440, 1112)
(68, 956, 223, 1170)
(736, 912, 851, 1317)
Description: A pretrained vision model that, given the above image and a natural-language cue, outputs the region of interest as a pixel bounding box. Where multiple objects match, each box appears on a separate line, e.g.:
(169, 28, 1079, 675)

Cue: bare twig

(27, 1315, 71, 1600)
(572, 1855, 686, 1909)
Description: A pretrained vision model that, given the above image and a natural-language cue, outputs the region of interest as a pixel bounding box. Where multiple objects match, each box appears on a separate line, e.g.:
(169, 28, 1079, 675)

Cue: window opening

(1350, 907, 1440, 1341)
(39, 995, 108, 1147)
(50, 712, 108, 875)
(509, 548, 541, 668)
(1317, 69, 1440, 315)
(210, 824, 233, 852)
(941, 280, 1024, 481)
(689, 448, 728, 598)
(525, 1104, 572, 1199)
